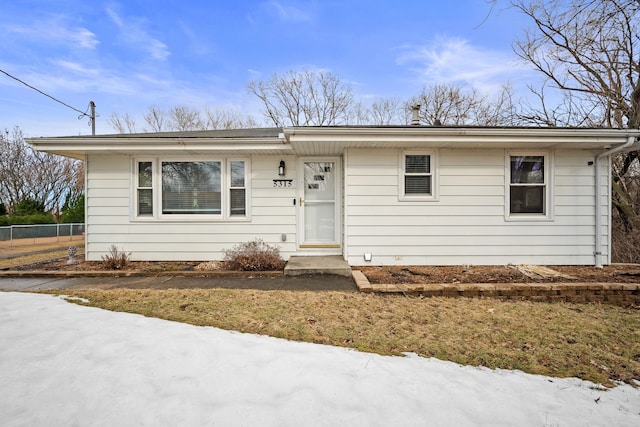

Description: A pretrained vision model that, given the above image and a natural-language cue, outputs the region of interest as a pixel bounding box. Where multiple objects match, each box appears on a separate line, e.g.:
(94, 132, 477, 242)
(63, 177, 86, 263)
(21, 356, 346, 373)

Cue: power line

(0, 68, 90, 117)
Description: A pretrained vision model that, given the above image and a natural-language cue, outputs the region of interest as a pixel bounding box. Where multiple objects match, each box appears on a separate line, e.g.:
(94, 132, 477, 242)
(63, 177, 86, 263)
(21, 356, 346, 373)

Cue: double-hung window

(136, 161, 154, 216)
(507, 152, 549, 217)
(229, 160, 246, 216)
(134, 158, 248, 219)
(399, 150, 437, 201)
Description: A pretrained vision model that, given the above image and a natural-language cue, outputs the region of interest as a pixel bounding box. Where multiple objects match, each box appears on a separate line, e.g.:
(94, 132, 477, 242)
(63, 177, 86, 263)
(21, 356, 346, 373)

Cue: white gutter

(594, 136, 637, 267)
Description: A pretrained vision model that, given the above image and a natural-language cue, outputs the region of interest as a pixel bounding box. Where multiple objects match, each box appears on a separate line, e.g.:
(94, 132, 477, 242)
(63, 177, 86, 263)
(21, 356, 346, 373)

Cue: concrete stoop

(284, 256, 352, 277)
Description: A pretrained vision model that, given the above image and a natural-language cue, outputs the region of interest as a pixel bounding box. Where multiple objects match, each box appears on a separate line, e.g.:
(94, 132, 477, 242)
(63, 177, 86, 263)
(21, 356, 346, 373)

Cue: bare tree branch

(248, 69, 355, 126)
(0, 126, 83, 215)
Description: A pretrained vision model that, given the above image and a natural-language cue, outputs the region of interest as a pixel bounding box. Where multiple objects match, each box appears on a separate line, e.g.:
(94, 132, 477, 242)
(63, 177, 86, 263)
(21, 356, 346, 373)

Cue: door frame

(297, 156, 342, 252)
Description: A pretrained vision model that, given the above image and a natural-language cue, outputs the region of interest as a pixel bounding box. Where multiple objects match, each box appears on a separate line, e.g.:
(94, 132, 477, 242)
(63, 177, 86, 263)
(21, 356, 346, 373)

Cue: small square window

(400, 151, 436, 200)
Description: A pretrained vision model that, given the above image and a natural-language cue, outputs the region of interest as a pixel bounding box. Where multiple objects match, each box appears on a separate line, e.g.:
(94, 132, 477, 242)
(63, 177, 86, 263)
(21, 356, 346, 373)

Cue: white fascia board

(29, 143, 293, 152)
(27, 136, 293, 156)
(283, 126, 640, 148)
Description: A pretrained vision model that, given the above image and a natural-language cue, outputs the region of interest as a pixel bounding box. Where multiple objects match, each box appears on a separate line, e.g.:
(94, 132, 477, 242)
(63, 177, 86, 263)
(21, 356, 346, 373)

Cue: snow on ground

(0, 292, 639, 427)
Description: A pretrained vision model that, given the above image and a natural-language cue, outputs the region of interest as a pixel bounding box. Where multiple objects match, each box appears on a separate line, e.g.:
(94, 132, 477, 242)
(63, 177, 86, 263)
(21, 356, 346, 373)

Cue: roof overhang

(282, 126, 640, 155)
(26, 128, 293, 159)
(27, 126, 640, 160)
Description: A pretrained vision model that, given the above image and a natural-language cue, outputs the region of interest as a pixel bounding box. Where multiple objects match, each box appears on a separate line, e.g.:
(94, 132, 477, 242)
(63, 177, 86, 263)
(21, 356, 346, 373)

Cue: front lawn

(52, 288, 640, 387)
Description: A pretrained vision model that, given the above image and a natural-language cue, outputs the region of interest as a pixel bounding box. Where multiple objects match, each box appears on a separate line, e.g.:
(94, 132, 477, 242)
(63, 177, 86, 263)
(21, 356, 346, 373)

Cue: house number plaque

(273, 179, 293, 188)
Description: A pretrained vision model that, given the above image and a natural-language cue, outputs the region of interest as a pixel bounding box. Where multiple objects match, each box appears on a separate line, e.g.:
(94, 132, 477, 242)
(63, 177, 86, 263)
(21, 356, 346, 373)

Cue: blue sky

(0, 0, 537, 137)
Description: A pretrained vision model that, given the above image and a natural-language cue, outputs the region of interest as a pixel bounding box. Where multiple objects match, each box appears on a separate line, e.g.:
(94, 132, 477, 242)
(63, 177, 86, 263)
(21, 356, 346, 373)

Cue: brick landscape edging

(351, 271, 640, 306)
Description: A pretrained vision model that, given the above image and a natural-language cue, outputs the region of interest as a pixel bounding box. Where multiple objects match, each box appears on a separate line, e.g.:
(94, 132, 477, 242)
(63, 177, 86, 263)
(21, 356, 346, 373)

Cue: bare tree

(203, 107, 258, 129)
(407, 83, 516, 126)
(167, 106, 203, 131)
(516, 82, 605, 127)
(248, 69, 355, 126)
(144, 106, 168, 132)
(110, 112, 137, 133)
(0, 126, 83, 215)
(368, 97, 405, 125)
(512, 0, 640, 259)
(512, 0, 640, 128)
(110, 105, 260, 133)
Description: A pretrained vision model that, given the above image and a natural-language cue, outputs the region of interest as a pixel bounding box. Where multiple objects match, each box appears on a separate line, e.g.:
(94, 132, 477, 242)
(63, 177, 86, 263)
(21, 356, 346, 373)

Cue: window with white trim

(229, 160, 246, 216)
(400, 151, 437, 200)
(508, 153, 547, 216)
(136, 161, 154, 216)
(134, 158, 248, 219)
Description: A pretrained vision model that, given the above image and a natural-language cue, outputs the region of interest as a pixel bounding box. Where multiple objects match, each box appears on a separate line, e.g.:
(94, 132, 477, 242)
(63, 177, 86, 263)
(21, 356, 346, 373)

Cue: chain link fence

(0, 223, 85, 247)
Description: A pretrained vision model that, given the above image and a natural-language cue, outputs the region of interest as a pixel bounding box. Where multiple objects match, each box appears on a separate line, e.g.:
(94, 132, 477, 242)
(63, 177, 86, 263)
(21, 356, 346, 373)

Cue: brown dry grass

(0, 249, 83, 270)
(0, 240, 84, 270)
(50, 288, 640, 387)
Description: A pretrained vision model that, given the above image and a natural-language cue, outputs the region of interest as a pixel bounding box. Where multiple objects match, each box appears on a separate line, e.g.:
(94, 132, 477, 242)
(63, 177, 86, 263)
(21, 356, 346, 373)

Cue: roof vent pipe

(411, 104, 421, 125)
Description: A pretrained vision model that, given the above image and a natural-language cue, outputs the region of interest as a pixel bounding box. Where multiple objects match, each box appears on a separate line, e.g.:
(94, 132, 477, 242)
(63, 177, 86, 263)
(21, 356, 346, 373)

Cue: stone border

(351, 271, 640, 306)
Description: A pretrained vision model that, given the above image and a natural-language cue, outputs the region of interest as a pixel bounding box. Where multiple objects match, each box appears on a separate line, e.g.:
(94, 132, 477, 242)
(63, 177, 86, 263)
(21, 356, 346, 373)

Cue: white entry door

(299, 158, 341, 249)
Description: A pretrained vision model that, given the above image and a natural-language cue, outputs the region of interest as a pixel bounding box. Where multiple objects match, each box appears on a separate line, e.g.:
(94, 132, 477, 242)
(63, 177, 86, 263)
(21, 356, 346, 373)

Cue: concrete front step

(284, 256, 352, 277)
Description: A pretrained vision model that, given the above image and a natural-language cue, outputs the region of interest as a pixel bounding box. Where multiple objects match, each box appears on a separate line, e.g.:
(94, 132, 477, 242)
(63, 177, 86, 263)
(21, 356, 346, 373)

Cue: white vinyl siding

(85, 147, 610, 266)
(345, 147, 607, 266)
(85, 154, 298, 261)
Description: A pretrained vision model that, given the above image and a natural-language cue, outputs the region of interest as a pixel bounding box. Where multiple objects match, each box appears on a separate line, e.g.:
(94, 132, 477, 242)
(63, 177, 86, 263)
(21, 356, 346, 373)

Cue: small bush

(7, 213, 55, 225)
(222, 239, 286, 271)
(101, 245, 131, 270)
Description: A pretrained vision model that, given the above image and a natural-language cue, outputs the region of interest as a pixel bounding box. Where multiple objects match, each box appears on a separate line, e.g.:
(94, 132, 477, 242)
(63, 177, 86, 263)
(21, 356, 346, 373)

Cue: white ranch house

(29, 126, 640, 267)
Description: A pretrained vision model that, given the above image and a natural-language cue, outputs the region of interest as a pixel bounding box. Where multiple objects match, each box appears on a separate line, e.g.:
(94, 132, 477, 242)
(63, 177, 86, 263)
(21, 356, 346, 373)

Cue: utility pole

(90, 101, 96, 136)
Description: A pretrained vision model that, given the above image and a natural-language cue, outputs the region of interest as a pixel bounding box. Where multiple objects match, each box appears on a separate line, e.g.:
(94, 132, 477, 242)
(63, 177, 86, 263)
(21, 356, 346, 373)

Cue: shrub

(6, 213, 55, 225)
(101, 245, 131, 270)
(222, 239, 286, 271)
(13, 198, 46, 215)
(60, 194, 85, 223)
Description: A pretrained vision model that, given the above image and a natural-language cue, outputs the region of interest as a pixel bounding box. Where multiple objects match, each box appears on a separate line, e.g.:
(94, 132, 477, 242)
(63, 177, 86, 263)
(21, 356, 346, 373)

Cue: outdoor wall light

(364, 252, 373, 262)
(279, 160, 286, 176)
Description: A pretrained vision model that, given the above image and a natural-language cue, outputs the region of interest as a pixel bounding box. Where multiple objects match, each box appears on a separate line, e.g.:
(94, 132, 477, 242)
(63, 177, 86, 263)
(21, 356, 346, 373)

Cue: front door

(299, 158, 341, 250)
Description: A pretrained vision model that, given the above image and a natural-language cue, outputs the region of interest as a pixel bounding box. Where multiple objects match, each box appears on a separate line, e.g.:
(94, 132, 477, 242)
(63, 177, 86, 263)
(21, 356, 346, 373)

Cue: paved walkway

(0, 274, 358, 292)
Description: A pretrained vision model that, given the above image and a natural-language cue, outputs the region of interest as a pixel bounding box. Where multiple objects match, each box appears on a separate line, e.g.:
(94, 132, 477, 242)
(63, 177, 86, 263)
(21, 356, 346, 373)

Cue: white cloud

(264, 1, 313, 23)
(398, 36, 531, 94)
(105, 7, 124, 28)
(52, 60, 100, 76)
(2, 17, 98, 50)
(104, 6, 170, 61)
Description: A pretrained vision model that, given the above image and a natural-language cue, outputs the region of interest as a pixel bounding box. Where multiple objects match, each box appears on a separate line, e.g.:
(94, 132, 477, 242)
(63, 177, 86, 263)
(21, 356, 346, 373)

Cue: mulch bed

(356, 264, 640, 284)
(12, 254, 640, 284)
